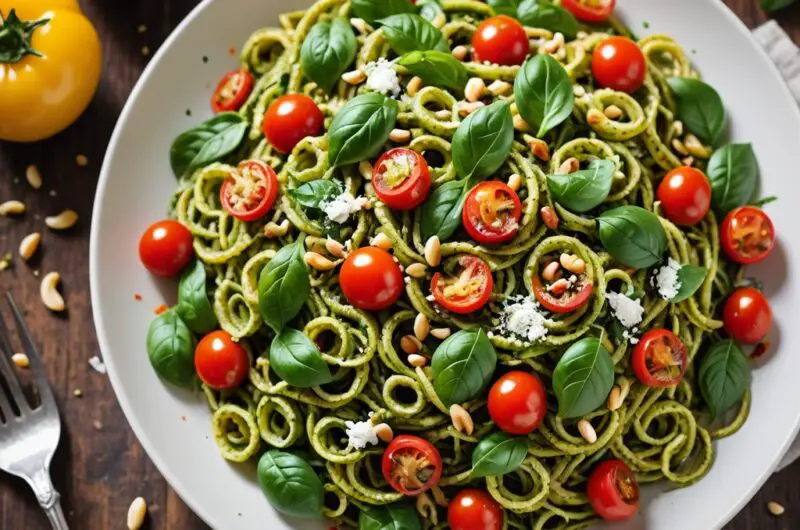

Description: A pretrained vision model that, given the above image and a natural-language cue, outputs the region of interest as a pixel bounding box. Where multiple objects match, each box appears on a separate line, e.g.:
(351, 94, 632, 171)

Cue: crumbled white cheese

(365, 58, 401, 97)
(497, 297, 549, 343)
(88, 355, 107, 374)
(606, 291, 644, 328)
(622, 328, 641, 345)
(323, 193, 367, 224)
(345, 419, 379, 450)
(653, 258, 683, 301)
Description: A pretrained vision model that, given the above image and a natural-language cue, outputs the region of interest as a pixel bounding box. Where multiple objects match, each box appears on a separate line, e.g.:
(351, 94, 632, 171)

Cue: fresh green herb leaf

(761, 0, 797, 13)
(301, 18, 358, 92)
(698, 339, 751, 418)
(419, 179, 469, 242)
(176, 260, 218, 335)
(514, 55, 574, 137)
(329, 93, 398, 167)
(146, 309, 196, 388)
(397, 50, 469, 92)
(707, 143, 759, 215)
(351, 0, 416, 24)
(269, 328, 333, 388)
(359, 503, 422, 530)
(290, 180, 344, 210)
(258, 236, 310, 333)
(379, 14, 448, 54)
(750, 195, 778, 208)
(666, 77, 726, 145)
(417, 0, 444, 22)
(598, 206, 667, 269)
(431, 328, 497, 407)
(471, 432, 528, 477)
(671, 265, 707, 303)
(487, 0, 521, 16)
(452, 101, 514, 180)
(547, 159, 614, 213)
(553, 337, 615, 419)
(516, 0, 579, 39)
(170, 113, 248, 179)
(257, 450, 324, 518)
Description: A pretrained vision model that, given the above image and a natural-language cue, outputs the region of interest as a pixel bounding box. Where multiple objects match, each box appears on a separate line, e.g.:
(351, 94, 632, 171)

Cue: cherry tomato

(562, 0, 616, 22)
(139, 220, 194, 277)
(488, 371, 547, 435)
(262, 94, 324, 154)
(720, 206, 776, 265)
(587, 460, 640, 521)
(372, 148, 432, 211)
(448, 489, 504, 530)
(195, 330, 250, 390)
(463, 182, 522, 245)
(592, 37, 646, 93)
(382, 435, 442, 496)
(532, 275, 593, 314)
(211, 68, 254, 113)
(431, 255, 494, 314)
(723, 287, 772, 344)
(220, 160, 279, 222)
(471, 15, 529, 66)
(657, 166, 712, 226)
(340, 247, 404, 311)
(631, 329, 687, 388)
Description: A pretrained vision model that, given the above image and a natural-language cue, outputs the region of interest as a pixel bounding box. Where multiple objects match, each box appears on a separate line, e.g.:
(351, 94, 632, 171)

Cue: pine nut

(75, 154, 89, 167)
(548, 278, 569, 295)
(26, 164, 43, 189)
(487, 80, 512, 96)
(604, 105, 623, 119)
(408, 354, 428, 367)
(672, 120, 684, 137)
(414, 313, 430, 341)
(389, 128, 412, 143)
(542, 261, 561, 282)
(372, 232, 393, 250)
(400, 335, 422, 355)
(527, 137, 550, 161)
(45, 209, 79, 231)
(465, 77, 486, 103)
(406, 263, 427, 278)
(559, 253, 577, 271)
(767, 501, 785, 516)
(305, 252, 337, 271)
(435, 109, 453, 120)
(586, 109, 606, 126)
(450, 404, 474, 435)
(672, 138, 689, 156)
(19, 232, 41, 261)
(607, 385, 623, 411)
(12, 353, 30, 369)
(359, 160, 373, 179)
(558, 157, 579, 175)
(543, 39, 560, 54)
(458, 101, 484, 116)
(127, 497, 147, 530)
(342, 69, 366, 85)
(507, 173, 522, 192)
(684, 133, 712, 159)
(430, 328, 451, 340)
(407, 76, 424, 97)
(326, 238, 346, 258)
(451, 45, 468, 61)
(374, 423, 394, 443)
(540, 206, 559, 230)
(264, 219, 290, 238)
(573, 85, 587, 97)
(513, 115, 530, 132)
(431, 11, 446, 29)
(40, 272, 65, 312)
(0, 200, 26, 216)
(566, 257, 585, 274)
(578, 419, 597, 444)
(424, 236, 441, 267)
(350, 17, 368, 34)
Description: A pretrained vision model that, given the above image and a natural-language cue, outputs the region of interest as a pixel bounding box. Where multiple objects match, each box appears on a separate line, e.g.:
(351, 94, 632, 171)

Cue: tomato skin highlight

(382, 435, 443, 496)
(211, 68, 254, 113)
(372, 148, 432, 211)
(463, 182, 522, 245)
(471, 15, 529, 66)
(587, 460, 640, 521)
(431, 255, 494, 314)
(720, 206, 776, 265)
(657, 166, 712, 226)
(631, 329, 688, 388)
(592, 37, 646, 93)
(139, 220, 194, 277)
(448, 489, 504, 530)
(263, 94, 324, 154)
(340, 247, 404, 311)
(532, 275, 593, 314)
(195, 330, 250, 390)
(220, 160, 279, 222)
(723, 287, 773, 344)
(488, 371, 547, 435)
(562, 0, 616, 22)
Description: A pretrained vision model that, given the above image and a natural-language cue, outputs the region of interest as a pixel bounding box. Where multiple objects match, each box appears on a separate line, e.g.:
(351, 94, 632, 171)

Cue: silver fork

(0, 293, 68, 529)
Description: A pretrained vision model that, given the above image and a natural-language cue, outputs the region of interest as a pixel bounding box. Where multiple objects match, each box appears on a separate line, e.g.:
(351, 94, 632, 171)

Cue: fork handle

(28, 466, 69, 530)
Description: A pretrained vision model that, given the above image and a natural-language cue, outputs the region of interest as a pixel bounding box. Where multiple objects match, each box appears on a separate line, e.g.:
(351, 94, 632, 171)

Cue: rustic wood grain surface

(0, 0, 798, 528)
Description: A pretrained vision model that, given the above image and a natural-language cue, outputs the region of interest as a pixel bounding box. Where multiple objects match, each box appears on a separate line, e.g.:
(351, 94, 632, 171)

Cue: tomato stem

(0, 9, 50, 64)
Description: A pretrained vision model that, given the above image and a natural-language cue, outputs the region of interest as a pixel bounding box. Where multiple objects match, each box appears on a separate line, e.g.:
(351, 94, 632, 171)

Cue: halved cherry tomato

(448, 489, 504, 530)
(657, 166, 711, 226)
(382, 435, 442, 496)
(463, 182, 522, 245)
(195, 330, 249, 390)
(220, 160, 279, 222)
(373, 148, 432, 211)
(263, 94, 324, 154)
(592, 37, 646, 93)
(471, 15, 529, 66)
(340, 247, 404, 311)
(720, 206, 776, 265)
(631, 329, 687, 388)
(532, 273, 593, 314)
(211, 68, 254, 113)
(723, 287, 772, 344)
(139, 220, 194, 277)
(431, 255, 494, 314)
(488, 371, 547, 435)
(562, 0, 616, 22)
(587, 460, 640, 521)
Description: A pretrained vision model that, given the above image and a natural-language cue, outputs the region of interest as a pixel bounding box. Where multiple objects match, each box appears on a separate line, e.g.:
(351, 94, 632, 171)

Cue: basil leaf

(352, 0, 416, 24)
(146, 310, 196, 388)
(487, 0, 520, 16)
(419, 179, 469, 242)
(379, 14, 448, 54)
(666, 77, 726, 145)
(547, 159, 614, 213)
(397, 50, 469, 92)
(761, 0, 797, 13)
(257, 450, 324, 518)
(452, 101, 514, 180)
(290, 180, 343, 210)
(698, 339, 751, 419)
(471, 432, 528, 477)
(170, 113, 248, 179)
(516, 0, 579, 40)
(176, 260, 218, 335)
(670, 265, 707, 303)
(359, 503, 422, 530)
(431, 328, 497, 407)
(598, 206, 667, 269)
(270, 328, 333, 388)
(707, 143, 759, 215)
(258, 236, 310, 333)
(553, 337, 614, 419)
(329, 93, 398, 167)
(417, 0, 444, 22)
(301, 18, 358, 92)
(751, 195, 778, 208)
(514, 55, 574, 137)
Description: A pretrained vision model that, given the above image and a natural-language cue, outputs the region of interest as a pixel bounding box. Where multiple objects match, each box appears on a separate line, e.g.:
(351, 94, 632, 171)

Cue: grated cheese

(323, 193, 367, 224)
(497, 297, 549, 343)
(365, 58, 401, 97)
(653, 258, 683, 301)
(345, 419, 379, 450)
(88, 355, 107, 374)
(606, 291, 644, 328)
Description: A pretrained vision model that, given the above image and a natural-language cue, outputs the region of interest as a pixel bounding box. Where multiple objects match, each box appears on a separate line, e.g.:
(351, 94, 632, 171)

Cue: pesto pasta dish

(138, 0, 779, 528)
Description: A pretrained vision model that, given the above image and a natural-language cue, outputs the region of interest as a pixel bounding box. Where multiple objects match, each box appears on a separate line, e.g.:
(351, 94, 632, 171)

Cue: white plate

(90, 1, 800, 529)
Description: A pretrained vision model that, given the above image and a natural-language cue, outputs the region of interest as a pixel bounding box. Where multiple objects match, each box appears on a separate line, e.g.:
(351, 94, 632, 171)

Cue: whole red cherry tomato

(472, 15, 529, 66)
(720, 206, 776, 265)
(263, 94, 324, 154)
(195, 330, 249, 390)
(657, 166, 711, 226)
(488, 371, 547, 435)
(372, 148, 432, 211)
(592, 37, 646, 93)
(631, 329, 687, 388)
(211, 68, 254, 113)
(220, 160, 279, 222)
(139, 220, 194, 277)
(587, 460, 640, 521)
(462, 182, 522, 245)
(340, 247, 404, 311)
(723, 287, 772, 344)
(382, 435, 442, 496)
(448, 489, 504, 530)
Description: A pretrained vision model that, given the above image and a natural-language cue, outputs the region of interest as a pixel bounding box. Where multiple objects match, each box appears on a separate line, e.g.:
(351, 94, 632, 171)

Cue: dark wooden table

(0, 1, 798, 528)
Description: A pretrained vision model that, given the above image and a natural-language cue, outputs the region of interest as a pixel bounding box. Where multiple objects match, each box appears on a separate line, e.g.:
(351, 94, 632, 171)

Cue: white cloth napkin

(752, 20, 800, 472)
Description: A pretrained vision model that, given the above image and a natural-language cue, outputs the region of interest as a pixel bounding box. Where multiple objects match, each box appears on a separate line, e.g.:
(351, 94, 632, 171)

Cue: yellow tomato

(0, 0, 102, 142)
